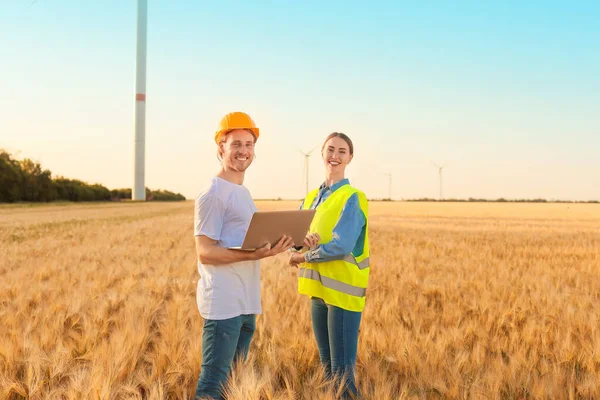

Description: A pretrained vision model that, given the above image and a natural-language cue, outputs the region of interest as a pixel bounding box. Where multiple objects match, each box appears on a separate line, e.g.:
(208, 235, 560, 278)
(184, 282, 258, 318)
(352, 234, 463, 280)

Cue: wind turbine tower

(384, 173, 392, 200)
(133, 0, 148, 200)
(432, 162, 445, 200)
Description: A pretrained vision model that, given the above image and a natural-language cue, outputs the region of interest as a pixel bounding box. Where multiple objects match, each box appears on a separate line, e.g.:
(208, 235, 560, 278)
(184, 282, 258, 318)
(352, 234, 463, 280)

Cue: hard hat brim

(214, 127, 260, 144)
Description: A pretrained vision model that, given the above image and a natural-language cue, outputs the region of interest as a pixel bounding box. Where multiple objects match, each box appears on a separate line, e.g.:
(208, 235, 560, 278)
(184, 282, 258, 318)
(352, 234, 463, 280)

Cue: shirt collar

(319, 178, 350, 193)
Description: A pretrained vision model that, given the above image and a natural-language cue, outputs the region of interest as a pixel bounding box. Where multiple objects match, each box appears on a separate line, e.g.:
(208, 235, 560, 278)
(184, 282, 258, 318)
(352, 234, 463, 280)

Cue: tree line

(0, 149, 185, 202)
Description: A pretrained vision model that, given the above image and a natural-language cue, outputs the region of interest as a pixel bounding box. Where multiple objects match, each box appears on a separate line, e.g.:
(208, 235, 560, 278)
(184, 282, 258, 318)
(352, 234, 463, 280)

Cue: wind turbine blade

(295, 146, 307, 156)
(307, 146, 319, 156)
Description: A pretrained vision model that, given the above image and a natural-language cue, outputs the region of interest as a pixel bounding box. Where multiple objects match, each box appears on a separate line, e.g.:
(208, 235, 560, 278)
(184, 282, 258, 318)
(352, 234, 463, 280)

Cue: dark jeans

(195, 314, 256, 400)
(311, 297, 362, 399)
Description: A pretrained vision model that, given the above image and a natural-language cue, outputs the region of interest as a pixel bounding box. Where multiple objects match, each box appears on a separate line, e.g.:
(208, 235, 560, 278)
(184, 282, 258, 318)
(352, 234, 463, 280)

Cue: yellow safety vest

(298, 183, 370, 312)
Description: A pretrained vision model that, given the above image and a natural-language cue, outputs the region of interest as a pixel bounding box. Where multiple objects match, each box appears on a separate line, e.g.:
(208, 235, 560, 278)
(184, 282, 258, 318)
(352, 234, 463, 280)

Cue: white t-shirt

(194, 176, 261, 320)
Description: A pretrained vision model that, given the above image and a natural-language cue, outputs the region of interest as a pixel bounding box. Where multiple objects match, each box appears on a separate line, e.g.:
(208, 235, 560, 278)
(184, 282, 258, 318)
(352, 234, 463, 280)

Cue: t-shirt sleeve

(194, 192, 226, 240)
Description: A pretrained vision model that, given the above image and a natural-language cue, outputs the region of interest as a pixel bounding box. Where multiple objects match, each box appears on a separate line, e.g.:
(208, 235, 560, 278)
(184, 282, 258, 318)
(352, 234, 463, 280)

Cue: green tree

(19, 158, 57, 202)
(0, 150, 23, 202)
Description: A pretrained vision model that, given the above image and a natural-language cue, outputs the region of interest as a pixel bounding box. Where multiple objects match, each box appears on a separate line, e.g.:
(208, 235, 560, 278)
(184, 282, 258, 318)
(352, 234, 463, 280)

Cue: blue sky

(2, 1, 599, 200)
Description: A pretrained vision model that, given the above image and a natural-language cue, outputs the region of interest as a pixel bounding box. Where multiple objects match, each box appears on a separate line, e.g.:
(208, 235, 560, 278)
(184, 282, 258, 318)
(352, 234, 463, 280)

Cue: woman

(289, 132, 370, 399)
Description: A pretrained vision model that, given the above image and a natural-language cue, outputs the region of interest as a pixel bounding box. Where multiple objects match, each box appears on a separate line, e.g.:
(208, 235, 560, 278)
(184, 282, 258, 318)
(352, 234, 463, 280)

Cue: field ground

(1, 201, 599, 399)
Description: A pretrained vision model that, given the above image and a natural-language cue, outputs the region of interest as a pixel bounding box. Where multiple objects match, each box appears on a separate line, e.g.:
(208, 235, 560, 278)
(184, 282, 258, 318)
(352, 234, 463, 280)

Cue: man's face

(220, 129, 256, 172)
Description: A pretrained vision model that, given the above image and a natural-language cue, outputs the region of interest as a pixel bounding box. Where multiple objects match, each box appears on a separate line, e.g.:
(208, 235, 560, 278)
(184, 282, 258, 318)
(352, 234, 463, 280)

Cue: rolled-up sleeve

(304, 193, 365, 262)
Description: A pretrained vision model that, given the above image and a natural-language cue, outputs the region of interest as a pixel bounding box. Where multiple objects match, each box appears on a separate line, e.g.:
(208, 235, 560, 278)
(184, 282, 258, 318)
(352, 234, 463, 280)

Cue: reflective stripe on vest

(343, 255, 370, 270)
(299, 268, 367, 297)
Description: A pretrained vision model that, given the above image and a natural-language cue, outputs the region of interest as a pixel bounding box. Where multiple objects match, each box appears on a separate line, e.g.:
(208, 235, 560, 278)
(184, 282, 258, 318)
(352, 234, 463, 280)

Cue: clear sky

(2, 1, 599, 201)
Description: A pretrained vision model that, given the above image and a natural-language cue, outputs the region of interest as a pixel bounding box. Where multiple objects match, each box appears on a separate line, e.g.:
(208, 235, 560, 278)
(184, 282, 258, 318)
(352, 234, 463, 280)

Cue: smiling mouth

(235, 156, 248, 161)
(328, 161, 340, 166)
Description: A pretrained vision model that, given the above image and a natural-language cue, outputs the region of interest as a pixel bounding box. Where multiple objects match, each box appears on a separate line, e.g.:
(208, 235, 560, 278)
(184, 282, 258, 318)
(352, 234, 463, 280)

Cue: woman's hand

(288, 252, 305, 268)
(303, 233, 320, 250)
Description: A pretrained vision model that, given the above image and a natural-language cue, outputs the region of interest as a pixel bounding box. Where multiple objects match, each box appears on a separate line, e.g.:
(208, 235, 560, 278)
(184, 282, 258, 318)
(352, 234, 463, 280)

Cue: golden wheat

(0, 201, 599, 399)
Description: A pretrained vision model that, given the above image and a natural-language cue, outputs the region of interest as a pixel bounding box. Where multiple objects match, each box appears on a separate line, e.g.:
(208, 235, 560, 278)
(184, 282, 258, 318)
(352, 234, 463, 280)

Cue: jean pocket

(202, 318, 217, 331)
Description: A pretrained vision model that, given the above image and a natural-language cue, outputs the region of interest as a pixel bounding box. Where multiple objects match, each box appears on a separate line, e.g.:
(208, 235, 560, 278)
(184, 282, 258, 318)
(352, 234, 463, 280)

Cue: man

(194, 111, 294, 399)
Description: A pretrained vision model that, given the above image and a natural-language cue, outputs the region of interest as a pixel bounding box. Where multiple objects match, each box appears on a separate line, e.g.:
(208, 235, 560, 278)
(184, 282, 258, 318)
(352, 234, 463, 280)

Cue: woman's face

(322, 136, 353, 175)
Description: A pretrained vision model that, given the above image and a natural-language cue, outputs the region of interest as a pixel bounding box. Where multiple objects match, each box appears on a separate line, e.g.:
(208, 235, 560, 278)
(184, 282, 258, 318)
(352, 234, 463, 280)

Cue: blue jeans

(195, 314, 256, 400)
(311, 297, 362, 399)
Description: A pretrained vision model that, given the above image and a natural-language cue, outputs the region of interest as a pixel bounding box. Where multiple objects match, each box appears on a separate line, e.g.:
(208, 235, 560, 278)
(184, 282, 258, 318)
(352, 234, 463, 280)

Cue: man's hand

(253, 235, 295, 260)
(288, 252, 305, 268)
(303, 233, 320, 250)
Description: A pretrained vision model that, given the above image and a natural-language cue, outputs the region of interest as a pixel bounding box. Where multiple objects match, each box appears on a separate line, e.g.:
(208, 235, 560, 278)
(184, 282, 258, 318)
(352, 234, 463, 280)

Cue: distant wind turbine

(384, 173, 392, 200)
(431, 162, 446, 200)
(298, 147, 318, 197)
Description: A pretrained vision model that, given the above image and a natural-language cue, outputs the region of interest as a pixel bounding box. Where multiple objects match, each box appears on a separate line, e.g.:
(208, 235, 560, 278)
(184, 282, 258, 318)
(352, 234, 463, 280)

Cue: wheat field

(0, 200, 599, 399)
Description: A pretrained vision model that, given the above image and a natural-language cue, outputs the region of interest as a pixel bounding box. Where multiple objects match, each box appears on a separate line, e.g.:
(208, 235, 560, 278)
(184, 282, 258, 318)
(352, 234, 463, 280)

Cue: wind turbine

(431, 162, 445, 200)
(133, 0, 147, 200)
(298, 147, 318, 197)
(384, 173, 392, 200)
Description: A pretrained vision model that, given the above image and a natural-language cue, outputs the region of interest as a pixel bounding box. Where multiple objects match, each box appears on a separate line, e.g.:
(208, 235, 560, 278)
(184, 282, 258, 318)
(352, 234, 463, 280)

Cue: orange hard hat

(214, 111, 260, 144)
